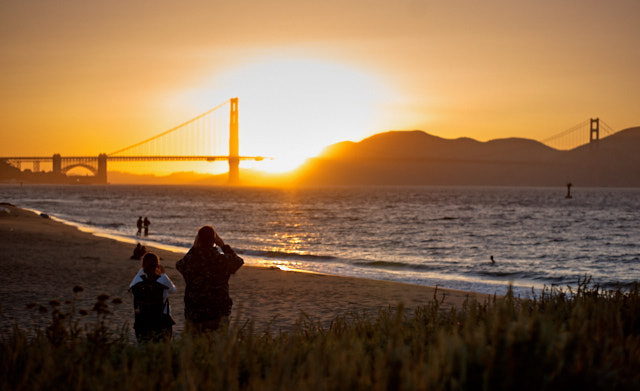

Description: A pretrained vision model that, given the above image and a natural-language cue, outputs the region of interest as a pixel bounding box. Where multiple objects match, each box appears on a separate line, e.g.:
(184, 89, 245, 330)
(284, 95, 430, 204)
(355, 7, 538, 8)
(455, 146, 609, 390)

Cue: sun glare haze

(173, 58, 395, 173)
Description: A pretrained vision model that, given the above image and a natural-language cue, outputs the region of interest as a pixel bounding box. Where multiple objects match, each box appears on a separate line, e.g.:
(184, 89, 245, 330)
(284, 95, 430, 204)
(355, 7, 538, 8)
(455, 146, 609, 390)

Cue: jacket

(176, 244, 243, 321)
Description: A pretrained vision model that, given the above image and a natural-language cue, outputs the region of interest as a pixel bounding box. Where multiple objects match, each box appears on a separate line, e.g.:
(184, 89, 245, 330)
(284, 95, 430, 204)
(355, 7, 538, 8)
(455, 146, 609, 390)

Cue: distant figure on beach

(490, 255, 495, 265)
(136, 216, 143, 236)
(143, 217, 150, 236)
(176, 226, 244, 332)
(129, 252, 177, 343)
(130, 243, 146, 260)
(565, 182, 573, 199)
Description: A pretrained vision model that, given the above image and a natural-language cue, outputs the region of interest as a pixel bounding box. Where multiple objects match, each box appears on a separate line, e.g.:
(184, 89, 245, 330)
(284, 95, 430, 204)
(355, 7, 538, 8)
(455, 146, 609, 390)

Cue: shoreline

(12, 203, 536, 297)
(12, 204, 495, 295)
(0, 203, 493, 336)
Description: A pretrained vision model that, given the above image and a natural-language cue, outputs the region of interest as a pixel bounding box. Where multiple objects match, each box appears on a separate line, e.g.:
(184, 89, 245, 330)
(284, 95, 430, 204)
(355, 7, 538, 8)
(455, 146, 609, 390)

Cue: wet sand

(0, 203, 492, 336)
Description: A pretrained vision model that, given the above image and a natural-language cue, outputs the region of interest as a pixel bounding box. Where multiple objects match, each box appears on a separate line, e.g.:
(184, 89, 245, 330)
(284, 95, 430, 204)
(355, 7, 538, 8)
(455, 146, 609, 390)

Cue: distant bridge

(539, 118, 617, 150)
(1, 98, 265, 184)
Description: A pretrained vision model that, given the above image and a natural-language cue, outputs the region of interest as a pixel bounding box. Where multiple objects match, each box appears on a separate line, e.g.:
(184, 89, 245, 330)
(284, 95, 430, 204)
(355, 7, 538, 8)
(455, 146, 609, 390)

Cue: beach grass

(2, 278, 639, 390)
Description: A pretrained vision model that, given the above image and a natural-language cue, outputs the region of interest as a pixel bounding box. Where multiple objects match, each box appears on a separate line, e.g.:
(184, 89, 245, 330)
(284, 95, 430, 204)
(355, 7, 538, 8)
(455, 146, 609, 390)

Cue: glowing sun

(183, 57, 395, 173)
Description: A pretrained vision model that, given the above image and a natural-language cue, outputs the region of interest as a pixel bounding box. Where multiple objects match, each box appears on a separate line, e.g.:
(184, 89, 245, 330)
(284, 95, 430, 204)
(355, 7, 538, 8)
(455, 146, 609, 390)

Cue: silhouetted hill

(0, 160, 21, 179)
(322, 130, 559, 162)
(292, 127, 640, 187)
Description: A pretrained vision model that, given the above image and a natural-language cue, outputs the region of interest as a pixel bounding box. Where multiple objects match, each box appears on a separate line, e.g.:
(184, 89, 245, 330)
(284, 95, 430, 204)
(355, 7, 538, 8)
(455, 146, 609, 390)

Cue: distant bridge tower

(228, 97, 240, 184)
(590, 118, 600, 143)
(52, 154, 61, 174)
(97, 153, 108, 183)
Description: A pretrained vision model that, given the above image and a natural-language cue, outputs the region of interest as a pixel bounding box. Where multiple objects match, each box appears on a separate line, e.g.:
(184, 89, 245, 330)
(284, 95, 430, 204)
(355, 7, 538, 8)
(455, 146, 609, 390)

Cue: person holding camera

(176, 225, 244, 332)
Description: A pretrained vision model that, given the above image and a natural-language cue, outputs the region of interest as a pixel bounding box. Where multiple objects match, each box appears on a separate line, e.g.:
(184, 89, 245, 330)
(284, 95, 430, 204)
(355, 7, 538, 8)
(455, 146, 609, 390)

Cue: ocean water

(2, 184, 639, 297)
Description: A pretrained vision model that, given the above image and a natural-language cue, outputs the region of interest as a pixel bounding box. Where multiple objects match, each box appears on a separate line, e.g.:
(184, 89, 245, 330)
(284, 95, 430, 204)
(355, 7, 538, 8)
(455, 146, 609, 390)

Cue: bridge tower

(97, 153, 108, 184)
(228, 97, 239, 184)
(590, 118, 600, 143)
(52, 154, 61, 174)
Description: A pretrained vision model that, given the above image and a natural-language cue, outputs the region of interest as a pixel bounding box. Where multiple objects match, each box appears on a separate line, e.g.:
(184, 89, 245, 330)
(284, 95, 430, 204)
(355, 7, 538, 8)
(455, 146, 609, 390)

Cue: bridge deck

(1, 156, 265, 162)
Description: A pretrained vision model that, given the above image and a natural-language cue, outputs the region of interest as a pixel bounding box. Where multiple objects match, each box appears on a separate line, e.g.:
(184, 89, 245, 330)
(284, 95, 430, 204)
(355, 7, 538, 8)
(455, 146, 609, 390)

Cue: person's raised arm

(214, 231, 225, 247)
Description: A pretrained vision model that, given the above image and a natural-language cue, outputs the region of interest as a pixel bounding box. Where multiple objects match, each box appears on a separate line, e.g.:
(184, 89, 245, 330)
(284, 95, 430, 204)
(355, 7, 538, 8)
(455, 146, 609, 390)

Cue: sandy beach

(0, 203, 491, 337)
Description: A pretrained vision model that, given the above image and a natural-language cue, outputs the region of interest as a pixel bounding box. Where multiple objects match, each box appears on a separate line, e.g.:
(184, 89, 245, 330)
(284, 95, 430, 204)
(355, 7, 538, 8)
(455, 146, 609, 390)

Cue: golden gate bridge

(0, 102, 619, 184)
(1, 98, 265, 184)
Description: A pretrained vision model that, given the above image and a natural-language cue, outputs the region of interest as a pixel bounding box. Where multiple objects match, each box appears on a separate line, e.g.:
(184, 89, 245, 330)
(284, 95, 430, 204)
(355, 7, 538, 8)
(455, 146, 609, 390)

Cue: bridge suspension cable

(599, 120, 616, 138)
(108, 99, 231, 156)
(540, 119, 590, 150)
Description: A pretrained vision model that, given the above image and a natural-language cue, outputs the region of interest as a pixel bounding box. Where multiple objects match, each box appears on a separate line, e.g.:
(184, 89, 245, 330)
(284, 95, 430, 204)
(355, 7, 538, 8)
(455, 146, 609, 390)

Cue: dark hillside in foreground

(293, 127, 640, 187)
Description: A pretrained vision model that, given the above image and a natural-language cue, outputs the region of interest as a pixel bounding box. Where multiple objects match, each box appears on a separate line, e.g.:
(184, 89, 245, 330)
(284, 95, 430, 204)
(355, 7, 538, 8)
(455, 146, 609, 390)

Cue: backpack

(130, 274, 168, 329)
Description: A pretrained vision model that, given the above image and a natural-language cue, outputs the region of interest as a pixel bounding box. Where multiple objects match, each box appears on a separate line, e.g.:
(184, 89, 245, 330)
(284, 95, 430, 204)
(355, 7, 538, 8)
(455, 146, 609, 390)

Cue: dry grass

(2, 278, 639, 390)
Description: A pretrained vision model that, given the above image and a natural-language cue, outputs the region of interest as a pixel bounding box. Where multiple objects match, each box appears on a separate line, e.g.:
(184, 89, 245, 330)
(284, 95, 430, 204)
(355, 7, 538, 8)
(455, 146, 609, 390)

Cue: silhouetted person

(490, 255, 495, 265)
(176, 226, 244, 332)
(136, 216, 143, 236)
(129, 252, 176, 343)
(565, 183, 573, 199)
(143, 217, 150, 236)
(130, 243, 146, 260)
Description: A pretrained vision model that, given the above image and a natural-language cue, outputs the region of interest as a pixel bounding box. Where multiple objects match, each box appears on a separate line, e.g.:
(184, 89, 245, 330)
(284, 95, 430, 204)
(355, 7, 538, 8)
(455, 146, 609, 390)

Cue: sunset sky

(1, 0, 639, 174)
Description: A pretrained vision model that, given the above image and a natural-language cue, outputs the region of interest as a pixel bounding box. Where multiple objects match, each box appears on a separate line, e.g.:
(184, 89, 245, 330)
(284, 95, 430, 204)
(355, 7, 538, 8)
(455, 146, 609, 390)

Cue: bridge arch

(61, 163, 98, 176)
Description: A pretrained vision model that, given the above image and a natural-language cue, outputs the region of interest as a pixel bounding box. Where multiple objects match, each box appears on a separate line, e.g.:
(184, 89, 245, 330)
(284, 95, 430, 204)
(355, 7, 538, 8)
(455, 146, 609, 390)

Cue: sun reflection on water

(252, 259, 304, 272)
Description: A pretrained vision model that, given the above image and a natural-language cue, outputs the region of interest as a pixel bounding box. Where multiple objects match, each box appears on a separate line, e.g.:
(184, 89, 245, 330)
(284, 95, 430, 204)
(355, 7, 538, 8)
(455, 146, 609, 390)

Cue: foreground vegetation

(2, 279, 639, 390)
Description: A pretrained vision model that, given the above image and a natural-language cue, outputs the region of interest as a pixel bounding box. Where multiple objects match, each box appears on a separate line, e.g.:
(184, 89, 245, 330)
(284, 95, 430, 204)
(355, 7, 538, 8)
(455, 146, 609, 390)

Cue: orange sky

(1, 1, 639, 174)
